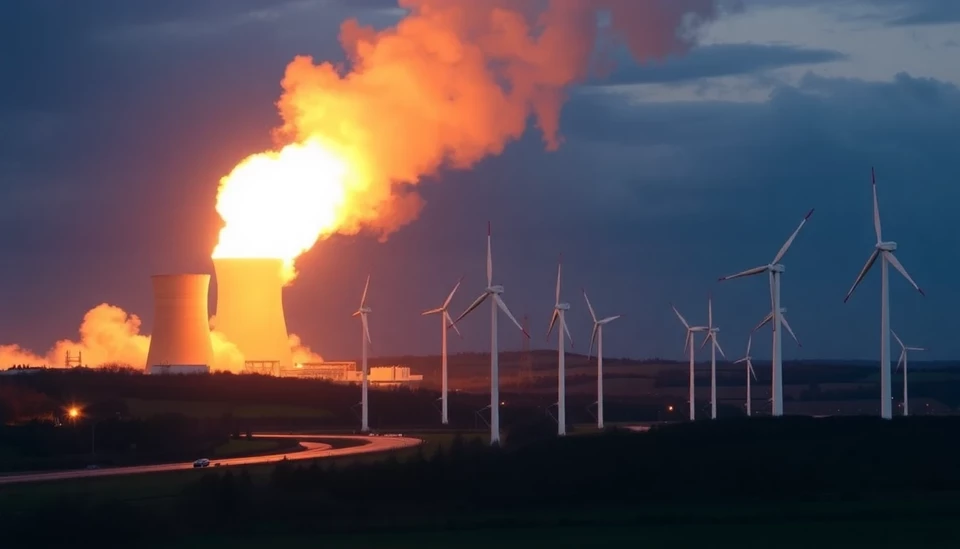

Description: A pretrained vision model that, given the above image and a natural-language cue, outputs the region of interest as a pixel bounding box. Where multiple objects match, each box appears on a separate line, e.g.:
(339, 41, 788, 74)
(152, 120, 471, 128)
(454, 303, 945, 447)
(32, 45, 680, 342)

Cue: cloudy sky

(1, 0, 957, 364)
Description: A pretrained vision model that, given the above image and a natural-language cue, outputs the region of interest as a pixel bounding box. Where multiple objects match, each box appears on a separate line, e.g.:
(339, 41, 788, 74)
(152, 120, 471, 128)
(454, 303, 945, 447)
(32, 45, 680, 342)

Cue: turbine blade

(561, 314, 573, 348)
(547, 309, 559, 340)
(588, 324, 599, 361)
(708, 295, 713, 328)
(495, 295, 528, 338)
(896, 350, 904, 372)
(714, 336, 726, 358)
(781, 314, 801, 347)
(884, 251, 925, 296)
(422, 307, 444, 316)
(360, 275, 370, 308)
(361, 313, 372, 345)
(872, 167, 882, 243)
(445, 311, 462, 338)
(746, 333, 753, 356)
(906, 347, 925, 352)
(844, 249, 880, 303)
(583, 289, 597, 323)
(599, 315, 621, 325)
(718, 265, 767, 282)
(683, 330, 691, 353)
(772, 208, 815, 265)
(351, 310, 361, 318)
(700, 332, 712, 351)
(753, 311, 773, 333)
(671, 304, 691, 330)
(768, 271, 776, 332)
(453, 292, 489, 326)
(734, 357, 746, 364)
(442, 277, 463, 310)
(486, 222, 493, 287)
(555, 257, 562, 305)
(748, 360, 758, 381)
(891, 330, 904, 349)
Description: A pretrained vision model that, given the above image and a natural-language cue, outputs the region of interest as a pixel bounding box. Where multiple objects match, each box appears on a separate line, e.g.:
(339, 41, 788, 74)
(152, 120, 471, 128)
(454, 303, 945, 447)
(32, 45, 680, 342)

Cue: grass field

(124, 398, 331, 419)
(167, 500, 960, 548)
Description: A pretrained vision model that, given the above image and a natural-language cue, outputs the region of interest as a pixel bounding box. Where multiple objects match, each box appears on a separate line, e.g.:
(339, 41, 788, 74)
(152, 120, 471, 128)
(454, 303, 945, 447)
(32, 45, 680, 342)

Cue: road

(0, 434, 422, 485)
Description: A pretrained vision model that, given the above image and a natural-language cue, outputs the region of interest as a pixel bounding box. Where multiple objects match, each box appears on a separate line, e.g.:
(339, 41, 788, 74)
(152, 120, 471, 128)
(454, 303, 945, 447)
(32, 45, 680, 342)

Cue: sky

(1, 0, 958, 365)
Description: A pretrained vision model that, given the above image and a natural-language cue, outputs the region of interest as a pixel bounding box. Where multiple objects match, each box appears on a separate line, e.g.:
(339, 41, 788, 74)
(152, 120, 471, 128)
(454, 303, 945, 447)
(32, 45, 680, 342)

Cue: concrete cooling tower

(146, 274, 215, 369)
(213, 258, 293, 369)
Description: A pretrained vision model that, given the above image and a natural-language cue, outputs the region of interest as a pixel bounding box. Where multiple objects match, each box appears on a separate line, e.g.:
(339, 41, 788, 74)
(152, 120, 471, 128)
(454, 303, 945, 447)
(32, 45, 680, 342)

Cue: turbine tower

(546, 258, 573, 436)
(422, 278, 463, 425)
(844, 167, 924, 420)
(671, 304, 708, 420)
(718, 208, 813, 416)
(352, 275, 372, 432)
(699, 296, 726, 419)
(733, 334, 758, 416)
(892, 331, 925, 417)
(453, 222, 528, 446)
(584, 289, 620, 430)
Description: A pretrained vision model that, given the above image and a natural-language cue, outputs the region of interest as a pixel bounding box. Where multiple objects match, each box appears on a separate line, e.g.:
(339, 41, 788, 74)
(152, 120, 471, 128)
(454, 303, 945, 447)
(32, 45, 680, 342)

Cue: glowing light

(213, 138, 367, 283)
(68, 407, 80, 419)
(667, 405, 674, 412)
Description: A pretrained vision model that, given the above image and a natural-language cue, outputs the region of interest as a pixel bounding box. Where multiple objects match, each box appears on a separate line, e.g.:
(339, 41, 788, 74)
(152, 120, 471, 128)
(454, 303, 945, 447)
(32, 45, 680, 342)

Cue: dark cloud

(596, 43, 845, 86)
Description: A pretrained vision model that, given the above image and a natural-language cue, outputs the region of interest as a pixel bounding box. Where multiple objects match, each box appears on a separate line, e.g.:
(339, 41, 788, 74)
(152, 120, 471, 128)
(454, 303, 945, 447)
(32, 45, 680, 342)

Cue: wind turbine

(892, 331, 925, 417)
(352, 275, 372, 433)
(754, 307, 802, 347)
(546, 258, 573, 436)
(844, 167, 924, 420)
(452, 222, 529, 446)
(718, 208, 814, 416)
(733, 334, 758, 416)
(671, 304, 708, 420)
(422, 278, 463, 425)
(699, 296, 725, 419)
(584, 289, 620, 430)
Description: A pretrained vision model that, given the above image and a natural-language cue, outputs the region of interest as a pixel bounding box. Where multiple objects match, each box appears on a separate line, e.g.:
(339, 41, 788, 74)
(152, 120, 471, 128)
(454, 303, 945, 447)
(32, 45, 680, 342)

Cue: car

(193, 458, 210, 468)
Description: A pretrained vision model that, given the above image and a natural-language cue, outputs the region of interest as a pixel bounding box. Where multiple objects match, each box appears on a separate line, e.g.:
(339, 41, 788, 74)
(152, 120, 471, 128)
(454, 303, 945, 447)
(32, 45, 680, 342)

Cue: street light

(68, 407, 79, 419)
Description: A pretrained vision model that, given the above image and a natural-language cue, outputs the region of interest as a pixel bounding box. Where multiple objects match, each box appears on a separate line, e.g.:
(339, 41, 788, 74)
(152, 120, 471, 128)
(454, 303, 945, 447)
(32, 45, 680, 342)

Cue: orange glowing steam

(213, 0, 717, 281)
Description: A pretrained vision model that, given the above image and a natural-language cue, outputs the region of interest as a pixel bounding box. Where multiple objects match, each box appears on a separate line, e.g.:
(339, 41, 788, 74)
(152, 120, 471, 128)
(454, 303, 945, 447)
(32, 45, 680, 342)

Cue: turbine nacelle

(877, 241, 898, 251)
(555, 302, 571, 311)
(486, 285, 504, 294)
(769, 263, 785, 273)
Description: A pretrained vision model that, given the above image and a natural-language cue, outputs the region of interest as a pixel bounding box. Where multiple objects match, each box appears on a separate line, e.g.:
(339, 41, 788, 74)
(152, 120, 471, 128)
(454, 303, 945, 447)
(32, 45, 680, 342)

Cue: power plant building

(146, 274, 215, 372)
(277, 362, 423, 387)
(213, 258, 293, 369)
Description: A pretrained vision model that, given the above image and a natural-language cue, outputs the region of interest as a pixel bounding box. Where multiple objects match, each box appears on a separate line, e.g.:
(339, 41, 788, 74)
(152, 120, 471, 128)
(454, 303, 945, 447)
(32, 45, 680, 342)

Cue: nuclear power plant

(145, 274, 214, 374)
(212, 257, 294, 371)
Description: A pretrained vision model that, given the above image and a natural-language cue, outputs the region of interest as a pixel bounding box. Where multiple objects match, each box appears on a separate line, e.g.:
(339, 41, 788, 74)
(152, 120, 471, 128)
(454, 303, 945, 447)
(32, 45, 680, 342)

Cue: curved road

(0, 434, 422, 485)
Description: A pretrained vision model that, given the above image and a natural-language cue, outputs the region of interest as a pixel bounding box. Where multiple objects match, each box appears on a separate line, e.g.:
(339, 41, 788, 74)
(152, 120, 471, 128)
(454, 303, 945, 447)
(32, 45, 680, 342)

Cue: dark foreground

(5, 416, 960, 547)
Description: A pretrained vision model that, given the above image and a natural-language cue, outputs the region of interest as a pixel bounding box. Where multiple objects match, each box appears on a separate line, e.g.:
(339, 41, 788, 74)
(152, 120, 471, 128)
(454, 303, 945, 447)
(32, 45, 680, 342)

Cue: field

(0, 432, 484, 515)
(171, 499, 960, 548)
(124, 398, 331, 419)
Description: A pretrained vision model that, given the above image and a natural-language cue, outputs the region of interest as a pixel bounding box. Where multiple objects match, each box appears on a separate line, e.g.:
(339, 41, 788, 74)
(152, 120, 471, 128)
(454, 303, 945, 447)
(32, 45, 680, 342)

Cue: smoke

(273, 0, 718, 239)
(0, 304, 323, 373)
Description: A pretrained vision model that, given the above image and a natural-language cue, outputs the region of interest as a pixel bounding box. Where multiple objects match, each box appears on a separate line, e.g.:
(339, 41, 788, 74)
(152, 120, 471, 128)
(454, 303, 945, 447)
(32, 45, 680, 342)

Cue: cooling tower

(213, 258, 293, 369)
(146, 274, 215, 369)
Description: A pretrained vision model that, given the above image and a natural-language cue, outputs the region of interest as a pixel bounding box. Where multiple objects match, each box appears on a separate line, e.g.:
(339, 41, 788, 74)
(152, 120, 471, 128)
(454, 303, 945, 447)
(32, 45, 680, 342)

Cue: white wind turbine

(733, 334, 758, 417)
(452, 222, 528, 446)
(352, 275, 373, 433)
(892, 331, 925, 417)
(671, 304, 708, 420)
(546, 258, 574, 436)
(422, 277, 463, 425)
(844, 167, 925, 420)
(584, 289, 620, 430)
(699, 296, 726, 419)
(718, 208, 814, 416)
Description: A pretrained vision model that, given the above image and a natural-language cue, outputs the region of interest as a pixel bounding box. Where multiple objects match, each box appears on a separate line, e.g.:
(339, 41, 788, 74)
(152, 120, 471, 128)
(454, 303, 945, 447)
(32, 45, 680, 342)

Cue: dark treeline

(8, 416, 960, 546)
(0, 415, 231, 471)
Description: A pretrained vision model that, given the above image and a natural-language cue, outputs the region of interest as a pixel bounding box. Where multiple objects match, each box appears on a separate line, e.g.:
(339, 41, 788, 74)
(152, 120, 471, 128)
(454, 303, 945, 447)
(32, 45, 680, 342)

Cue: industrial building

(276, 361, 423, 388)
(145, 274, 215, 371)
